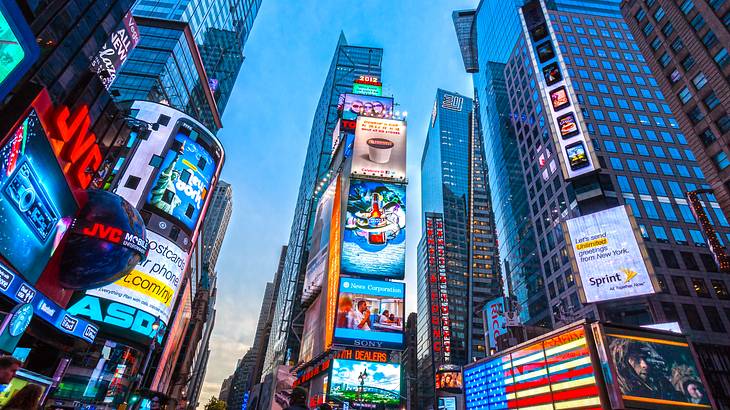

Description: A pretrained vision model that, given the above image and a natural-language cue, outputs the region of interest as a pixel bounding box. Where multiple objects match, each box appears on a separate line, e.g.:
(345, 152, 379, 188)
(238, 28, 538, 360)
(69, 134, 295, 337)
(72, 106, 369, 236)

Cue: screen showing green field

(329, 358, 401, 407)
(0, 11, 26, 86)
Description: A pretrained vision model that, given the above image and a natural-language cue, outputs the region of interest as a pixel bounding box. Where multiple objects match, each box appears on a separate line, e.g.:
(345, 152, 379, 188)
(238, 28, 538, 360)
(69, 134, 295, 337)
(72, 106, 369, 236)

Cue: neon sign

(46, 104, 102, 189)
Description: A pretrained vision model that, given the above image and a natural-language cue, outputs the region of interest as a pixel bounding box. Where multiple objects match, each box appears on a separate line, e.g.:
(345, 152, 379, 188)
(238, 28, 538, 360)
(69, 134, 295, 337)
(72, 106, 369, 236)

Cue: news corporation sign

(564, 206, 657, 303)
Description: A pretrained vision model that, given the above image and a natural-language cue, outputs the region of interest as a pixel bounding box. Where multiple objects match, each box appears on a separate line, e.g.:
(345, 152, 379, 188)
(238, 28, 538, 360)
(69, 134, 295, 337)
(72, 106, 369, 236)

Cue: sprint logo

(589, 268, 639, 288)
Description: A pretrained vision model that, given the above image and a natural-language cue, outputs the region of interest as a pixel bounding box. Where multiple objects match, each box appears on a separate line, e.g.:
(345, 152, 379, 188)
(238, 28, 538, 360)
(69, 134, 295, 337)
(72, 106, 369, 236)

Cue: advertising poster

(604, 329, 711, 408)
(328, 358, 401, 407)
(483, 297, 506, 350)
(89, 11, 140, 90)
(301, 177, 337, 301)
(435, 365, 463, 392)
(87, 231, 187, 324)
(0, 1, 39, 102)
(0, 109, 78, 284)
(341, 180, 406, 279)
(146, 125, 217, 232)
(338, 94, 394, 120)
(352, 118, 406, 181)
(334, 277, 404, 350)
(565, 206, 656, 303)
(271, 365, 296, 410)
(299, 294, 323, 364)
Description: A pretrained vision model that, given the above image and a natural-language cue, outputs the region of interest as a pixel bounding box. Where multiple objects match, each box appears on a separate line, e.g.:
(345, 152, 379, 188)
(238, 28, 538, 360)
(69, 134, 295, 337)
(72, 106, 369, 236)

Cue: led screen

(565, 206, 656, 303)
(338, 94, 394, 121)
(302, 177, 337, 300)
(353, 82, 382, 96)
(435, 372, 462, 391)
(483, 297, 506, 350)
(146, 124, 216, 232)
(604, 329, 711, 408)
(463, 326, 600, 409)
(0, 1, 39, 102)
(438, 397, 457, 410)
(351, 117, 406, 181)
(341, 180, 406, 279)
(0, 110, 78, 283)
(87, 231, 187, 324)
(333, 277, 404, 350)
(328, 358, 401, 407)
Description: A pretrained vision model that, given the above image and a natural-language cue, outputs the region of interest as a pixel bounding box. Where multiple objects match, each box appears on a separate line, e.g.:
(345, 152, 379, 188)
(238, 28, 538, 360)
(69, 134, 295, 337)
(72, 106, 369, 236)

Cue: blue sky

(199, 0, 477, 404)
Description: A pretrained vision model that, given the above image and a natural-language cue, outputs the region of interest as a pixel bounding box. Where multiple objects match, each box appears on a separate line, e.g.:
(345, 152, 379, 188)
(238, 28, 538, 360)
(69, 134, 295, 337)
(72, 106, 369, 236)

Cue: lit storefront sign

(426, 215, 451, 363)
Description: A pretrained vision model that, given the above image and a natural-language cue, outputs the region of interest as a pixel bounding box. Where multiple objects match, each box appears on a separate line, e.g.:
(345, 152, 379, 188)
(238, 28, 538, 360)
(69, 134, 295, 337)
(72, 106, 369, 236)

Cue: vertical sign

(519, 1, 599, 180)
(90, 11, 140, 90)
(426, 214, 450, 363)
(325, 177, 342, 349)
(483, 297, 506, 350)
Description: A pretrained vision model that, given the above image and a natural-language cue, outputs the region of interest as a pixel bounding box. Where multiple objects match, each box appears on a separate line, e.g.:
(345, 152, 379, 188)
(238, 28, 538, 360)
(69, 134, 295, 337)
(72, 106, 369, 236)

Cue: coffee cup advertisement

(352, 117, 406, 182)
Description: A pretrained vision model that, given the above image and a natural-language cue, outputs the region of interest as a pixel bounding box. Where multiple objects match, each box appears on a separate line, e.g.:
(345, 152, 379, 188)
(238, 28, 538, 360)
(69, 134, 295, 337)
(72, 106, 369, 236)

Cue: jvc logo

(82, 223, 123, 243)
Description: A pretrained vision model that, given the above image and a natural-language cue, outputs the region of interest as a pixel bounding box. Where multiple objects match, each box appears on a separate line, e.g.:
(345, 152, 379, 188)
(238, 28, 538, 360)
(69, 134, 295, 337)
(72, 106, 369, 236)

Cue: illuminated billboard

(338, 94, 394, 121)
(463, 325, 601, 409)
(146, 126, 217, 232)
(67, 294, 164, 342)
(341, 180, 405, 279)
(483, 297, 506, 350)
(595, 324, 713, 409)
(435, 365, 462, 393)
(519, 2, 598, 180)
(352, 117, 406, 182)
(301, 176, 338, 302)
(425, 214, 451, 362)
(328, 358, 401, 407)
(300, 294, 324, 363)
(333, 277, 404, 350)
(0, 109, 78, 284)
(87, 230, 187, 324)
(0, 1, 39, 102)
(564, 206, 657, 303)
(89, 11, 140, 90)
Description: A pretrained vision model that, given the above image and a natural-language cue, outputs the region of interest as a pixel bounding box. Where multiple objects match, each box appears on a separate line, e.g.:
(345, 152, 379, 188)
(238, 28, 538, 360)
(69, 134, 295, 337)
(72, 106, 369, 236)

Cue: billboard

(597, 325, 712, 409)
(564, 206, 657, 303)
(271, 365, 296, 410)
(426, 214, 451, 362)
(89, 11, 140, 90)
(328, 358, 401, 407)
(435, 365, 462, 392)
(341, 180, 406, 279)
(351, 117, 406, 182)
(0, 0, 39, 102)
(0, 109, 78, 284)
(333, 277, 404, 350)
(483, 297, 506, 350)
(146, 124, 217, 232)
(87, 231, 187, 324)
(353, 82, 382, 96)
(299, 294, 323, 364)
(519, 2, 598, 180)
(463, 325, 601, 410)
(301, 176, 338, 302)
(338, 94, 394, 121)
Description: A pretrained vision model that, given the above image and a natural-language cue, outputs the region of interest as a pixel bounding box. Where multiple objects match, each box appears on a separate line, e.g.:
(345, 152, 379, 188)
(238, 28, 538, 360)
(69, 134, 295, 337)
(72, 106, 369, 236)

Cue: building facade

(621, 0, 730, 219)
(417, 90, 501, 408)
(262, 33, 383, 378)
(202, 180, 234, 272)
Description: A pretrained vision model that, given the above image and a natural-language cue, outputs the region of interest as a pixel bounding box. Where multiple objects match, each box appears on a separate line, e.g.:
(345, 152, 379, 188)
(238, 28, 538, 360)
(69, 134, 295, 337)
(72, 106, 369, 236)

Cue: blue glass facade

(262, 34, 383, 379)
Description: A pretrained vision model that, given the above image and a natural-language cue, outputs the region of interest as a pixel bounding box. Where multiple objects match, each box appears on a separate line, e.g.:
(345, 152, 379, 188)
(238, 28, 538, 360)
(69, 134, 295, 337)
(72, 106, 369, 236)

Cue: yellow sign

(117, 270, 174, 306)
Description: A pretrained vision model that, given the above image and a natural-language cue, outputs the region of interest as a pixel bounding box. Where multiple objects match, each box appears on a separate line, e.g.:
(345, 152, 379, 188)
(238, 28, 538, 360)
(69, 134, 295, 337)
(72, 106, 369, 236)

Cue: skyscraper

(620, 0, 730, 218)
(262, 33, 383, 377)
(457, 0, 730, 404)
(202, 180, 234, 272)
(417, 90, 501, 408)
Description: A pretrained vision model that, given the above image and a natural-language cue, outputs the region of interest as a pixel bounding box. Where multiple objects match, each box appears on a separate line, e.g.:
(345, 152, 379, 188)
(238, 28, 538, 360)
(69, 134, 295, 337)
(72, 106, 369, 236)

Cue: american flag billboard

(463, 325, 601, 409)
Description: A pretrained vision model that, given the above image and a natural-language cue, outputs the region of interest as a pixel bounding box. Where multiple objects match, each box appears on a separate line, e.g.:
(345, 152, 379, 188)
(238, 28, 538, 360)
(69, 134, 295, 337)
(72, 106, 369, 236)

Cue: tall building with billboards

(416, 90, 501, 408)
(263, 34, 383, 379)
(456, 0, 730, 404)
(620, 1, 730, 218)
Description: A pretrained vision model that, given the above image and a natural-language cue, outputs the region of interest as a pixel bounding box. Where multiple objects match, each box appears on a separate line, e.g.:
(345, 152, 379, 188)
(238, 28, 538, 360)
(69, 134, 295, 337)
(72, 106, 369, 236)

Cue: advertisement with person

(301, 177, 337, 302)
(146, 124, 217, 232)
(603, 327, 712, 408)
(341, 180, 406, 279)
(351, 117, 406, 181)
(435, 365, 463, 392)
(0, 109, 78, 284)
(564, 205, 657, 303)
(338, 94, 394, 120)
(328, 358, 401, 407)
(87, 230, 187, 324)
(333, 277, 404, 350)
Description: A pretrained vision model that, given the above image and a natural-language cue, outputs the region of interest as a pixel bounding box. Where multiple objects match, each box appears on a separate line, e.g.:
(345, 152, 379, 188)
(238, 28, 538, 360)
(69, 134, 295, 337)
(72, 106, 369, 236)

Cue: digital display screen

(328, 358, 401, 407)
(146, 123, 217, 232)
(338, 94, 394, 121)
(542, 62, 562, 86)
(536, 42, 555, 62)
(333, 277, 404, 350)
(0, 110, 78, 284)
(550, 86, 570, 111)
(604, 328, 711, 409)
(0, 1, 39, 102)
(530, 24, 548, 41)
(341, 180, 406, 279)
(302, 177, 337, 299)
(566, 141, 589, 170)
(557, 112, 579, 139)
(351, 117, 406, 181)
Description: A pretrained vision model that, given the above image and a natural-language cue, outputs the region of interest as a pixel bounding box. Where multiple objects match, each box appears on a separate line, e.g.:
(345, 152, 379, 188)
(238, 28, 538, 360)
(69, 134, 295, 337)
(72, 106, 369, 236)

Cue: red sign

(47, 104, 102, 189)
(82, 222, 123, 243)
(355, 75, 381, 86)
(426, 215, 450, 362)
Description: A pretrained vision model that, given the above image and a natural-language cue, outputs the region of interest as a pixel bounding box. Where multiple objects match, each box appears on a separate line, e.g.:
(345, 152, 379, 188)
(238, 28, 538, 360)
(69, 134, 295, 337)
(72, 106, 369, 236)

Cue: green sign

(0, 12, 25, 85)
(353, 82, 382, 96)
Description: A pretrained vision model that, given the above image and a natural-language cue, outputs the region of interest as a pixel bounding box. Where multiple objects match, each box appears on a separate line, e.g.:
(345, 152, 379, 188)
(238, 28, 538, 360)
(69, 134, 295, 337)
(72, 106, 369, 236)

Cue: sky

(199, 0, 477, 405)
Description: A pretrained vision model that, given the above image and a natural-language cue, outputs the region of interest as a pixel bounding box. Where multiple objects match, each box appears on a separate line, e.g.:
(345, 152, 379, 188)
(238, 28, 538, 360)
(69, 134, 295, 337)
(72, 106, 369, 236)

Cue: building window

(662, 302, 679, 322)
(124, 176, 141, 189)
(673, 276, 690, 295)
(690, 14, 706, 31)
(687, 106, 705, 124)
(692, 278, 710, 297)
(700, 128, 717, 146)
(650, 37, 662, 51)
(704, 306, 726, 332)
(714, 48, 730, 68)
(653, 7, 665, 22)
(678, 87, 692, 104)
(653, 225, 669, 241)
(704, 92, 720, 111)
(681, 55, 695, 71)
(683, 304, 705, 331)
(712, 151, 730, 170)
(690, 230, 707, 246)
(711, 280, 730, 299)
(670, 38, 684, 53)
(702, 30, 718, 48)
(661, 22, 674, 36)
(717, 115, 730, 133)
(680, 0, 694, 14)
(692, 73, 708, 90)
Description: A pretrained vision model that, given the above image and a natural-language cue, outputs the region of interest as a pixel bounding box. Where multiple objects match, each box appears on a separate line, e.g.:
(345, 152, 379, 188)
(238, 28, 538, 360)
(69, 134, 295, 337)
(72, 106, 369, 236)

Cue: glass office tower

(262, 34, 383, 379)
(417, 90, 501, 408)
